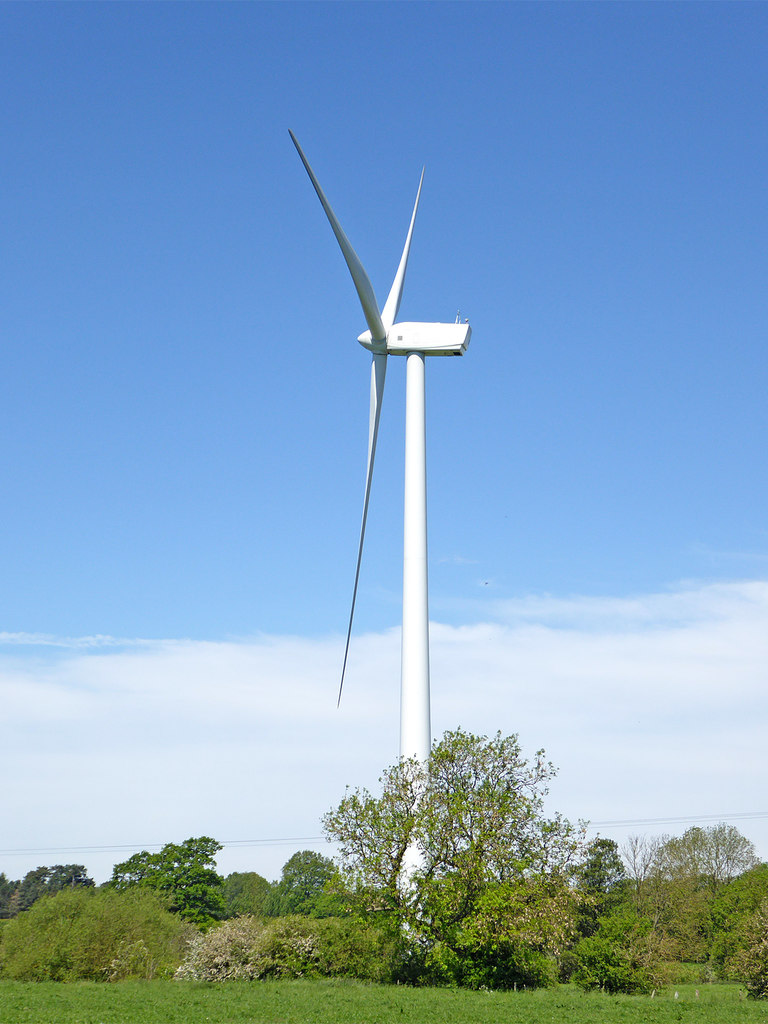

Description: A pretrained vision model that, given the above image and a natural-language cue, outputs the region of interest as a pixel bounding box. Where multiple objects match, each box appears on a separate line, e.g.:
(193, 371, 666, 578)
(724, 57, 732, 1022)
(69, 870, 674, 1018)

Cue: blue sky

(2, 2, 767, 884)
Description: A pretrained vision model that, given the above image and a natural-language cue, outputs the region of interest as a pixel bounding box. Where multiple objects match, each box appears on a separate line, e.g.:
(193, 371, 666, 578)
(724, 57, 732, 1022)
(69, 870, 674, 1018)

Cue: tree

(271, 851, 342, 918)
(223, 871, 274, 919)
(111, 836, 224, 927)
(622, 834, 663, 898)
(660, 824, 759, 895)
(46, 864, 94, 893)
(0, 872, 19, 919)
(10, 864, 94, 915)
(573, 838, 627, 937)
(621, 826, 761, 967)
(577, 838, 626, 896)
(323, 729, 583, 988)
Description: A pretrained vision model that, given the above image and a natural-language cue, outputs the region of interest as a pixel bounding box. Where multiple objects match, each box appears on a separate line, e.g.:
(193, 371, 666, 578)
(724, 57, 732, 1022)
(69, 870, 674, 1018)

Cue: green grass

(0, 981, 766, 1024)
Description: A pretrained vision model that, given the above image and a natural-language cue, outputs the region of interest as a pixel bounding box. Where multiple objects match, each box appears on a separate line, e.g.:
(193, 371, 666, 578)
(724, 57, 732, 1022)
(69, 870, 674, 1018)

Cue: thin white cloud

(1, 579, 766, 884)
(0, 632, 142, 649)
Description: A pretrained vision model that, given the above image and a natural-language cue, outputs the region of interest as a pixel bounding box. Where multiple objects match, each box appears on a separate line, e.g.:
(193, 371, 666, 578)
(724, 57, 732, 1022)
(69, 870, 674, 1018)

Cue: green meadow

(1, 981, 766, 1024)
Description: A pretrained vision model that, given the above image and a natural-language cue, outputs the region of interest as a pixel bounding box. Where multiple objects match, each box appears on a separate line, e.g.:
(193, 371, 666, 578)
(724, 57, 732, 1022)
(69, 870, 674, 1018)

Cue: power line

(3, 812, 768, 859)
(0, 837, 330, 858)
(587, 811, 768, 830)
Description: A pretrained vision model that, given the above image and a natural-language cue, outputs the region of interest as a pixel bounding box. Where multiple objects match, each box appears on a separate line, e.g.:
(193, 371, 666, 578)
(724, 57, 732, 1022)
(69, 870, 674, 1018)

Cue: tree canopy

(0, 864, 94, 919)
(271, 850, 342, 918)
(323, 728, 584, 988)
(111, 836, 224, 926)
(223, 871, 274, 919)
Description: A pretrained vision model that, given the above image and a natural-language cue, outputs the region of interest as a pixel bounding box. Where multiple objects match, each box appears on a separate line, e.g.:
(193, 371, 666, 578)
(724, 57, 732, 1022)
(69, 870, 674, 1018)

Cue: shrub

(420, 937, 557, 990)
(570, 909, 665, 994)
(0, 887, 192, 981)
(312, 916, 395, 981)
(729, 898, 768, 998)
(174, 915, 393, 982)
(572, 934, 652, 994)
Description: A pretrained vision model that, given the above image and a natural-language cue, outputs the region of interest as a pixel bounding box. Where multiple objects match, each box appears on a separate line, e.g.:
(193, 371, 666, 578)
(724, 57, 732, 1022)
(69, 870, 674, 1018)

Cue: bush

(572, 934, 653, 994)
(729, 898, 768, 998)
(0, 887, 192, 981)
(312, 917, 395, 981)
(174, 915, 393, 982)
(710, 866, 768, 980)
(420, 937, 557, 990)
(570, 909, 665, 994)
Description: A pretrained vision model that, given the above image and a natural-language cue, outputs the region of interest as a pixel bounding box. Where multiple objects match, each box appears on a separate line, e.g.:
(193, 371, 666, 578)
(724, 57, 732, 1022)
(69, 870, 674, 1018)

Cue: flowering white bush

(175, 916, 321, 981)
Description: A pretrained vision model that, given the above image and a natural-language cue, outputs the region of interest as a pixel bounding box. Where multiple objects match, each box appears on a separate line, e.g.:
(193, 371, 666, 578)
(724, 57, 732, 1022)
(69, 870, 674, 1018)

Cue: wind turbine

(290, 132, 470, 769)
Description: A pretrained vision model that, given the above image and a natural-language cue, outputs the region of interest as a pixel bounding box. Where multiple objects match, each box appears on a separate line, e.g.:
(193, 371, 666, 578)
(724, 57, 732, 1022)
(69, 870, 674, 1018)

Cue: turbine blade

(381, 168, 424, 330)
(289, 131, 386, 344)
(338, 349, 387, 705)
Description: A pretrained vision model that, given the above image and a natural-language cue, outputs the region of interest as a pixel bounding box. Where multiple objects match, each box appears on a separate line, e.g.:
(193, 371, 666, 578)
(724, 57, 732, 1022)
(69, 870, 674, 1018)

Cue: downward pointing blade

(338, 349, 387, 705)
(382, 169, 424, 330)
(289, 131, 386, 344)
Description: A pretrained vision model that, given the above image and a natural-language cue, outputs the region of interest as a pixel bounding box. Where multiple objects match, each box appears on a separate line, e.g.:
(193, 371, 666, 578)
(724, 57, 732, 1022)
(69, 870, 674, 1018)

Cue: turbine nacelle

(358, 321, 471, 357)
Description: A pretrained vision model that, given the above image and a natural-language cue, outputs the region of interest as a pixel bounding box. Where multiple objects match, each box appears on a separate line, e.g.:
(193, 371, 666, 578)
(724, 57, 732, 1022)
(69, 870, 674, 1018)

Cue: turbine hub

(357, 329, 385, 353)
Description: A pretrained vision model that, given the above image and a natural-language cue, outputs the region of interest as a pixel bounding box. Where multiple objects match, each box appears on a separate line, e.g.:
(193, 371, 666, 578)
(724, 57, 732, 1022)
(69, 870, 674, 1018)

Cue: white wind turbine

(290, 132, 470, 769)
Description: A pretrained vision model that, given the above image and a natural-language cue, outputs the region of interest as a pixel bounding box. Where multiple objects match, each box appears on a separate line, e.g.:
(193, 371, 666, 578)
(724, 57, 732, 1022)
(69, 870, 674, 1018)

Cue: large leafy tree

(271, 850, 342, 918)
(223, 871, 274, 919)
(659, 824, 759, 894)
(323, 728, 583, 988)
(111, 836, 224, 926)
(626, 823, 765, 966)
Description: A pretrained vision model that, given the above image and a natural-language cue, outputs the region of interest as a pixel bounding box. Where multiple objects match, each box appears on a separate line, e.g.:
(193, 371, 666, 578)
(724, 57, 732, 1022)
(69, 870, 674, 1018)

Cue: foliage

(576, 838, 626, 896)
(175, 915, 393, 982)
(621, 826, 761, 967)
(414, 875, 576, 989)
(323, 729, 583, 989)
(0, 875, 17, 920)
(223, 871, 274, 919)
(422, 933, 558, 990)
(0, 865, 94, 919)
(659, 825, 759, 895)
(573, 838, 627, 937)
(571, 907, 666, 994)
(0, 887, 191, 981)
(269, 850, 344, 917)
(728, 897, 768, 998)
(111, 836, 225, 926)
(711, 864, 768, 976)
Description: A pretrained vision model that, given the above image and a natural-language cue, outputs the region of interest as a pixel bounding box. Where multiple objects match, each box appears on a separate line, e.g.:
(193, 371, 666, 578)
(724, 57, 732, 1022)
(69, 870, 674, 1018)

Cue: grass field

(1, 981, 768, 1024)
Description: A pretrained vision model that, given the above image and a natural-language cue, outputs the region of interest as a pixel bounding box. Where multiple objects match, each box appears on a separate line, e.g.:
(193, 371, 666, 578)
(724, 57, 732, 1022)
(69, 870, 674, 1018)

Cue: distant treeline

(0, 843, 338, 924)
(2, 730, 768, 997)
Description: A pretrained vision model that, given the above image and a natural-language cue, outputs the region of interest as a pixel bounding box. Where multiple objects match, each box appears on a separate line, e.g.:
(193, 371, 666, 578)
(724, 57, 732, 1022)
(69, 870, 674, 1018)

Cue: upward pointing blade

(338, 348, 387, 705)
(289, 131, 386, 345)
(381, 169, 424, 330)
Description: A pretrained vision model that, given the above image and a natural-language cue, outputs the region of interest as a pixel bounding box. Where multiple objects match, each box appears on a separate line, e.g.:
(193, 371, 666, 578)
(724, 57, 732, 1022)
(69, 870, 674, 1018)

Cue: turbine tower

(290, 132, 470, 767)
